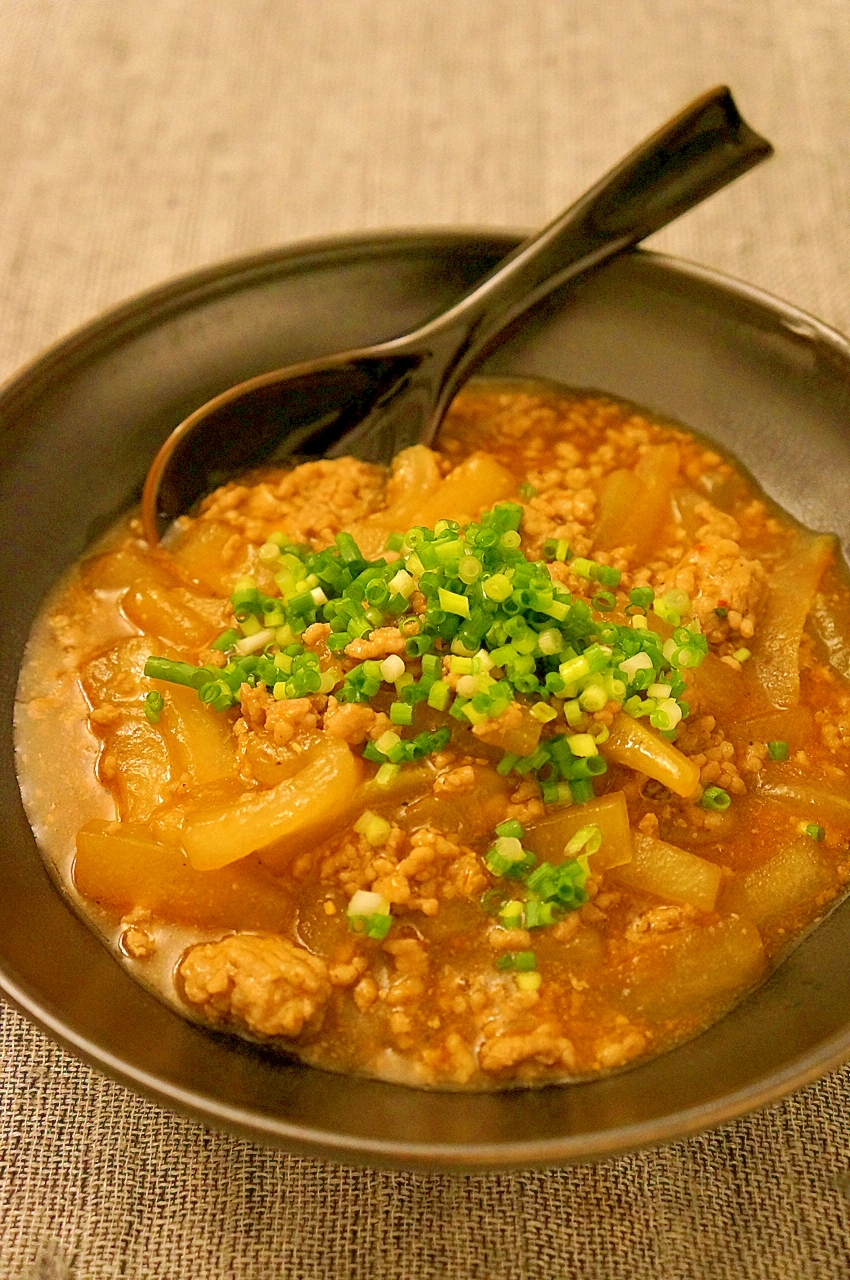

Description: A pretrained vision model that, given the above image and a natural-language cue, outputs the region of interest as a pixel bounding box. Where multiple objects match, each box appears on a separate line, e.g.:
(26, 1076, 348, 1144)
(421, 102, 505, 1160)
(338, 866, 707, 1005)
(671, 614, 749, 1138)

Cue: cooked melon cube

(105, 714, 173, 823)
(181, 738, 363, 871)
(613, 831, 722, 912)
(415, 451, 515, 527)
(168, 520, 253, 595)
(122, 583, 223, 648)
(81, 635, 160, 706)
(74, 820, 294, 931)
(354, 763, 436, 812)
(80, 546, 173, 593)
(396, 765, 508, 841)
(725, 837, 833, 926)
(686, 651, 772, 723)
(601, 712, 701, 798)
(728, 705, 815, 754)
(753, 533, 833, 709)
(623, 915, 765, 1022)
(753, 774, 850, 830)
(525, 791, 633, 870)
(594, 443, 679, 559)
(350, 449, 515, 558)
(158, 684, 237, 785)
(811, 585, 850, 682)
(471, 704, 541, 757)
(380, 445, 442, 516)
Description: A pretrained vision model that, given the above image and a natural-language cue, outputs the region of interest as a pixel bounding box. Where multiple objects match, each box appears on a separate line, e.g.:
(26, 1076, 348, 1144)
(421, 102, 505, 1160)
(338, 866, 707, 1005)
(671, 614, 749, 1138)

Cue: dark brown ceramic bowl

(2, 231, 850, 1169)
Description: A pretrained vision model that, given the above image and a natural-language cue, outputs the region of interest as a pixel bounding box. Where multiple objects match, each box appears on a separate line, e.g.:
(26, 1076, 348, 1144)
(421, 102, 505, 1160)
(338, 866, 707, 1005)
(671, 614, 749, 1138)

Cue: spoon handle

(410, 85, 772, 431)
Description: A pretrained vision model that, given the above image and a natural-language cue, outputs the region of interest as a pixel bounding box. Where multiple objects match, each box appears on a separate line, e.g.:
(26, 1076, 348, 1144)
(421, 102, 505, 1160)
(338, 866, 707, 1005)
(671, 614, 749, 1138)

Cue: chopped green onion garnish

(495, 819, 525, 840)
(346, 890, 392, 938)
(767, 740, 789, 761)
(147, 500, 710, 800)
(701, 786, 731, 811)
(353, 811, 392, 846)
(629, 586, 654, 610)
(495, 950, 536, 972)
(143, 690, 164, 724)
(564, 825, 602, 857)
(210, 628, 242, 653)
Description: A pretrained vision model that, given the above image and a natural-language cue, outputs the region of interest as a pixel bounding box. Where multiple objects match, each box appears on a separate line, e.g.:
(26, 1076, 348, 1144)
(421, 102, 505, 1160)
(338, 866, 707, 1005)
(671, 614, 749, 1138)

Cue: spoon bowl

(141, 86, 772, 544)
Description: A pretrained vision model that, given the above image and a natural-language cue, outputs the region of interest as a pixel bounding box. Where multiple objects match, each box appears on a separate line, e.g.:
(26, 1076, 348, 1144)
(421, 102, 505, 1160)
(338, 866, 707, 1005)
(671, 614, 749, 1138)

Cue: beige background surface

(2, 1, 850, 1277)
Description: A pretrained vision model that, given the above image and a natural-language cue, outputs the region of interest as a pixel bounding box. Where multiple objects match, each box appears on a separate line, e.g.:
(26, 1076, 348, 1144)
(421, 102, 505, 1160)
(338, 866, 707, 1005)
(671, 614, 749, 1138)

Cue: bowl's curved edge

(646, 249, 850, 350)
(4, 967, 850, 1171)
(0, 228, 524, 419)
(4, 227, 850, 1169)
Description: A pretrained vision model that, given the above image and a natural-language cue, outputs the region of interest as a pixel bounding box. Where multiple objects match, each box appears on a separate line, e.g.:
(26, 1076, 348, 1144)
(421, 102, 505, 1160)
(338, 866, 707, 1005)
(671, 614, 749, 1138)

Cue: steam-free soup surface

(15, 382, 850, 1088)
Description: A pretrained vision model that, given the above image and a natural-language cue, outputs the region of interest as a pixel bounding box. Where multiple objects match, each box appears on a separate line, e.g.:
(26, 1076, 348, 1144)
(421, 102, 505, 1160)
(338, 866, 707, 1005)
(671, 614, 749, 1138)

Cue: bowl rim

(3, 227, 850, 1168)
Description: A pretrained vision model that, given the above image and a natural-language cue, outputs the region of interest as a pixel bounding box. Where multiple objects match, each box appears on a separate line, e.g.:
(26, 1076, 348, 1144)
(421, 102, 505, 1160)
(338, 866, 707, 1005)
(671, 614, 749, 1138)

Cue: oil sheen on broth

(14, 381, 850, 1090)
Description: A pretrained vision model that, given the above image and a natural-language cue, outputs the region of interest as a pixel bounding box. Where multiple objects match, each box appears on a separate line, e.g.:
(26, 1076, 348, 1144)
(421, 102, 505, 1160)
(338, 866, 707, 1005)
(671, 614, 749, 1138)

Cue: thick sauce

(14, 381, 850, 1089)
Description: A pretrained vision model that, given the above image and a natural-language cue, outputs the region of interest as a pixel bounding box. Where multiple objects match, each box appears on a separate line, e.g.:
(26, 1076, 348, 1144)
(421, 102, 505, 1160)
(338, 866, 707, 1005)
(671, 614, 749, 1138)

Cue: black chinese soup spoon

(141, 86, 772, 545)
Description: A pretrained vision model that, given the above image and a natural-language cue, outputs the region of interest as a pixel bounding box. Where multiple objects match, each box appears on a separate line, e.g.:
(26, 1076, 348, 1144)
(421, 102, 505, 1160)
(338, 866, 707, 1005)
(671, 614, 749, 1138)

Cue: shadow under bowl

(2, 230, 850, 1169)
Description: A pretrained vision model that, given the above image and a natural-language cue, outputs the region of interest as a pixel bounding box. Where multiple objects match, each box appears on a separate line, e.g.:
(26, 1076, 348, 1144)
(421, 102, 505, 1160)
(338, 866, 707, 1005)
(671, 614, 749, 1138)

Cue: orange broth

(13, 381, 850, 1089)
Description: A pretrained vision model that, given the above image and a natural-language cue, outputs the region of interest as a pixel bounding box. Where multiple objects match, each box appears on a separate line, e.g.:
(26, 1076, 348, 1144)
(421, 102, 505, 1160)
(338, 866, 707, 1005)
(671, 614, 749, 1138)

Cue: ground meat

(433, 765, 477, 796)
(302, 622, 332, 651)
(120, 908, 155, 959)
(179, 934, 331, 1038)
(594, 1028, 648, 1069)
(344, 627, 406, 660)
(625, 904, 698, 945)
(660, 501, 766, 639)
(238, 685, 320, 746)
(421, 1031, 477, 1086)
(238, 683, 272, 731)
(263, 698, 320, 745)
(199, 457, 385, 547)
(323, 698, 381, 745)
(478, 1024, 577, 1073)
(488, 927, 533, 951)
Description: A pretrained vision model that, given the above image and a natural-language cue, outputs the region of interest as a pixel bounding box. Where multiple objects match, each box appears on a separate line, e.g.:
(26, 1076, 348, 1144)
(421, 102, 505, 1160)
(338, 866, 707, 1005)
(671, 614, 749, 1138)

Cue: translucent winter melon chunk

(348, 448, 515, 558)
(168, 520, 257, 595)
(601, 713, 700, 798)
(156, 683, 238, 786)
(122, 583, 225, 648)
(525, 791, 633, 871)
(622, 915, 765, 1023)
(723, 837, 834, 927)
(593, 443, 679, 559)
(613, 831, 722, 912)
(180, 737, 363, 871)
(74, 820, 294, 931)
(752, 774, 850, 831)
(396, 765, 508, 841)
(105, 714, 173, 823)
(753, 533, 833, 710)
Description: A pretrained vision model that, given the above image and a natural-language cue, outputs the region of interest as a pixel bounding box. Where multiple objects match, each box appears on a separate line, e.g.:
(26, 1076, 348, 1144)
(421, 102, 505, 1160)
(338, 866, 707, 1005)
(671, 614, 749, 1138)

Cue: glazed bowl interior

(2, 231, 850, 1169)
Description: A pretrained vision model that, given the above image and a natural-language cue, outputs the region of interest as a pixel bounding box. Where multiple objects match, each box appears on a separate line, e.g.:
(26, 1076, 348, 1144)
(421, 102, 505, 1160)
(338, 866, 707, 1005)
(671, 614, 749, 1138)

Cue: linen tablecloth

(2, 2, 850, 1276)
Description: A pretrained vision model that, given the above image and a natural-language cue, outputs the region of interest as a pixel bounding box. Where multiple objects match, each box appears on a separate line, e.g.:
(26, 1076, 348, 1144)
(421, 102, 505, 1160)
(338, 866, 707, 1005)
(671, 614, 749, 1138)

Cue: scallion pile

(144, 502, 708, 802)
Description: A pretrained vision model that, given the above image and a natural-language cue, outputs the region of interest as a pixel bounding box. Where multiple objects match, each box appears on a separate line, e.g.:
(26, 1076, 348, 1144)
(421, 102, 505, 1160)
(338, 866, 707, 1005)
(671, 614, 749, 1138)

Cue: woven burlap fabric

(2, 1, 850, 1276)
